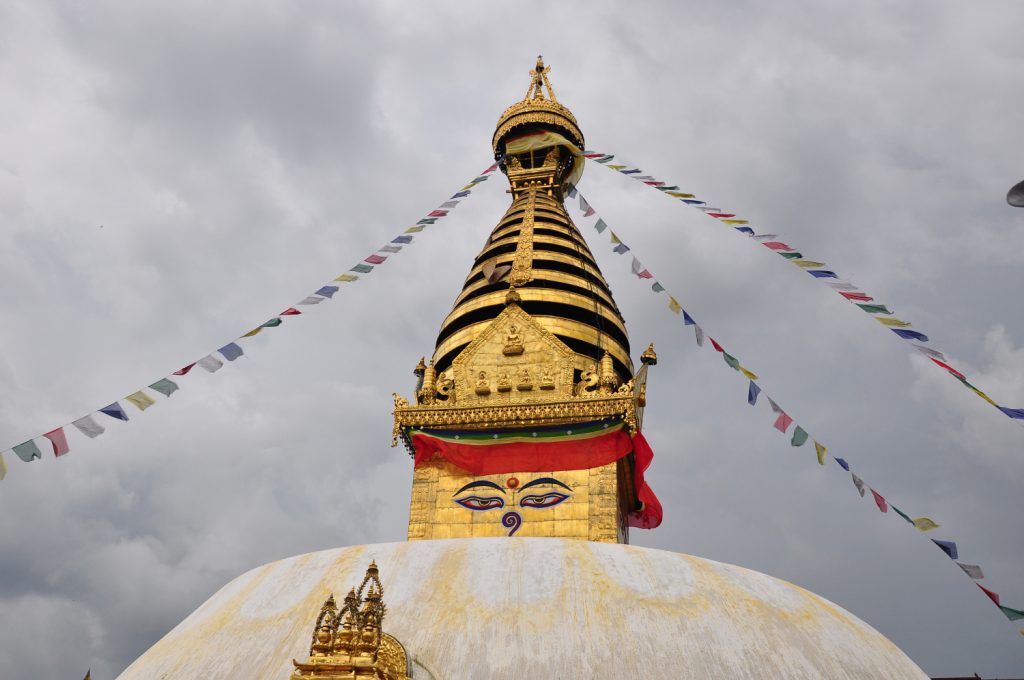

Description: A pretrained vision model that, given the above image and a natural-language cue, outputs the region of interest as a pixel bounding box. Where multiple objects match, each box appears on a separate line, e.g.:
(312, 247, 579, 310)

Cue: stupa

(117, 58, 929, 680)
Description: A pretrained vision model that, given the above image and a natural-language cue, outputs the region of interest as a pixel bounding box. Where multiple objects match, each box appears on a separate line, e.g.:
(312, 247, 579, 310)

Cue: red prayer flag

(763, 242, 795, 251)
(637, 269, 653, 279)
(427, 209, 448, 217)
(484, 163, 497, 173)
(773, 413, 793, 433)
(365, 254, 387, 265)
(173, 362, 196, 376)
(643, 181, 665, 186)
(583, 153, 605, 158)
(709, 338, 725, 353)
(871, 489, 888, 513)
(280, 307, 302, 316)
(839, 291, 874, 302)
(43, 427, 70, 457)
(930, 358, 966, 381)
(707, 213, 736, 218)
(978, 584, 1001, 606)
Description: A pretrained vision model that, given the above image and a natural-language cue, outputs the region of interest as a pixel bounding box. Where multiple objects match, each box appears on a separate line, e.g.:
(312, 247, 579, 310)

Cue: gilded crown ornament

(492, 56, 584, 154)
(290, 562, 410, 679)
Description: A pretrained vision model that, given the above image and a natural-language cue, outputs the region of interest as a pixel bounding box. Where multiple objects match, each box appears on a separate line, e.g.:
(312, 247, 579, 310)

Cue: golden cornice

(393, 394, 639, 448)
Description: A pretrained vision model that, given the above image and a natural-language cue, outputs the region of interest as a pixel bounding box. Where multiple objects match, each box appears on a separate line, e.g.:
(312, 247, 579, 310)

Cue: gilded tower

(393, 58, 662, 543)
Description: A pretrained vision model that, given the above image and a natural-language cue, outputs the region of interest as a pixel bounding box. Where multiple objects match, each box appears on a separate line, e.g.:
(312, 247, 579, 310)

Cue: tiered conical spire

(432, 57, 632, 382)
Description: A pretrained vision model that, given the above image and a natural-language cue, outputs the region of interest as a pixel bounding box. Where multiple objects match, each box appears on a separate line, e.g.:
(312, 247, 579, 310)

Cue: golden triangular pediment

(449, 303, 575, 403)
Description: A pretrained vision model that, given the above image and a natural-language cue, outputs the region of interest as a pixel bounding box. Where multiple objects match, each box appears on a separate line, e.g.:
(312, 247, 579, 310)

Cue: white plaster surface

(118, 538, 928, 680)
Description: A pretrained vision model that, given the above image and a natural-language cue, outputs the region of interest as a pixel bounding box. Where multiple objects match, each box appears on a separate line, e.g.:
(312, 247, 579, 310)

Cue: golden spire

(524, 55, 558, 102)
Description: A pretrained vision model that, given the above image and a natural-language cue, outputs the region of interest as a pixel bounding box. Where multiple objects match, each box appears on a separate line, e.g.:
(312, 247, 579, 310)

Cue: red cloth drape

(411, 427, 663, 530)
(627, 431, 663, 529)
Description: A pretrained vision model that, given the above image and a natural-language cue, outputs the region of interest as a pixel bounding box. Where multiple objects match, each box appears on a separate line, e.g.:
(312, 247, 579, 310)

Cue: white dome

(118, 538, 927, 679)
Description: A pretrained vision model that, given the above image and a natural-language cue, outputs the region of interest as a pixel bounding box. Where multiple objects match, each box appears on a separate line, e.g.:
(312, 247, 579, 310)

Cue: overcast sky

(1, 1, 1023, 677)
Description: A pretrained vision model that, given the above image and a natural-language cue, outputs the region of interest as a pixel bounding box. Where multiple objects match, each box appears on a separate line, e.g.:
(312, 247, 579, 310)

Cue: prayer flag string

(0, 163, 500, 476)
(584, 150, 1024, 426)
(570, 188, 1024, 637)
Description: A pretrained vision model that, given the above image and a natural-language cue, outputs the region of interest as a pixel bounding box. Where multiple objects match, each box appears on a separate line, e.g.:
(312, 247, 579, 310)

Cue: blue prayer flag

(682, 199, 706, 205)
(621, 169, 642, 174)
(613, 244, 630, 254)
(391, 235, 413, 244)
(100, 402, 129, 421)
(835, 458, 850, 471)
(451, 190, 470, 199)
(682, 311, 696, 326)
(736, 227, 755, 235)
(567, 185, 577, 198)
(932, 539, 959, 560)
(998, 407, 1024, 419)
(893, 329, 929, 342)
(219, 342, 244, 361)
(747, 381, 761, 406)
(316, 286, 339, 298)
(809, 270, 838, 279)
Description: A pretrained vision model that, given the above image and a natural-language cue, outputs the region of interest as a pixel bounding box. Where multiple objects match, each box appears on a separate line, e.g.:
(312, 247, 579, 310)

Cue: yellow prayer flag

(739, 367, 759, 381)
(607, 165, 626, 170)
(0, 451, 6, 480)
(794, 260, 827, 269)
(334, 274, 359, 283)
(610, 232, 622, 245)
(970, 387, 998, 406)
(912, 517, 940, 532)
(126, 390, 156, 411)
(667, 296, 682, 314)
(721, 219, 749, 225)
(666, 192, 695, 198)
(814, 441, 827, 465)
(876, 317, 912, 328)
(241, 327, 262, 338)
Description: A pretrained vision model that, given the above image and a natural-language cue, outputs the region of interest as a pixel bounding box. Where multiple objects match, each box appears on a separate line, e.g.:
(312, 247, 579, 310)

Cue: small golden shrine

(393, 58, 661, 544)
(291, 562, 410, 680)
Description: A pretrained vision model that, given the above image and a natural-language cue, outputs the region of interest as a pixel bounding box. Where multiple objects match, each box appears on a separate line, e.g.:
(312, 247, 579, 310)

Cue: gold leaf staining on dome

(290, 561, 410, 679)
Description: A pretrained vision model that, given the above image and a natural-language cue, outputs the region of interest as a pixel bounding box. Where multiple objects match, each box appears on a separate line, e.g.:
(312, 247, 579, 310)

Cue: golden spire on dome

(524, 55, 558, 102)
(492, 56, 583, 154)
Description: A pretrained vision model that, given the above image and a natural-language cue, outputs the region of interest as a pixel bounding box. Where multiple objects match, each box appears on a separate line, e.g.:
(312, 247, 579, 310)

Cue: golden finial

(292, 562, 409, 678)
(413, 357, 426, 376)
(525, 55, 558, 103)
(505, 287, 522, 306)
(641, 343, 658, 366)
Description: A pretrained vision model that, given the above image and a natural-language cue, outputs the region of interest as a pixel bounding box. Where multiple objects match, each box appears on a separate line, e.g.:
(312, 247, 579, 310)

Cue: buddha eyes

(454, 496, 505, 511)
(519, 492, 569, 509)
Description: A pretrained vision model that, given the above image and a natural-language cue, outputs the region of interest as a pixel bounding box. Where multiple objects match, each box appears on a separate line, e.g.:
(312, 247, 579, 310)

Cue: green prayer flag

(651, 282, 665, 293)
(350, 264, 373, 274)
(780, 252, 803, 259)
(857, 303, 893, 314)
(1000, 605, 1024, 621)
(13, 440, 42, 462)
(262, 318, 283, 328)
(148, 378, 179, 397)
(594, 219, 607, 234)
(790, 426, 808, 447)
(722, 352, 740, 370)
(891, 506, 914, 524)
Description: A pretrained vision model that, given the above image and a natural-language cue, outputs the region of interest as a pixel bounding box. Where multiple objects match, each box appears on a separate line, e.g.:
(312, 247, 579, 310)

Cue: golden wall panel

(408, 460, 625, 543)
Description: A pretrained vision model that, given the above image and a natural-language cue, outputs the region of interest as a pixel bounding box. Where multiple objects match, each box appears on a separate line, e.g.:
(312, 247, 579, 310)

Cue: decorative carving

(516, 368, 533, 391)
(474, 371, 491, 396)
(496, 372, 512, 392)
(435, 371, 453, 402)
(539, 367, 555, 390)
(502, 325, 524, 356)
(598, 351, 619, 395)
(575, 364, 599, 396)
(508, 187, 536, 287)
(291, 562, 409, 679)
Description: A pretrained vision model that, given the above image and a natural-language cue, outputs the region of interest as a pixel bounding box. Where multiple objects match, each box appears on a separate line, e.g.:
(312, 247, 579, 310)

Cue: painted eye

(519, 492, 569, 509)
(454, 496, 505, 511)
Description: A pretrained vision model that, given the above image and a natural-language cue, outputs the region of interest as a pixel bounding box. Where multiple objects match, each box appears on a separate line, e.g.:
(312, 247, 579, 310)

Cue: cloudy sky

(1, 1, 1023, 677)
